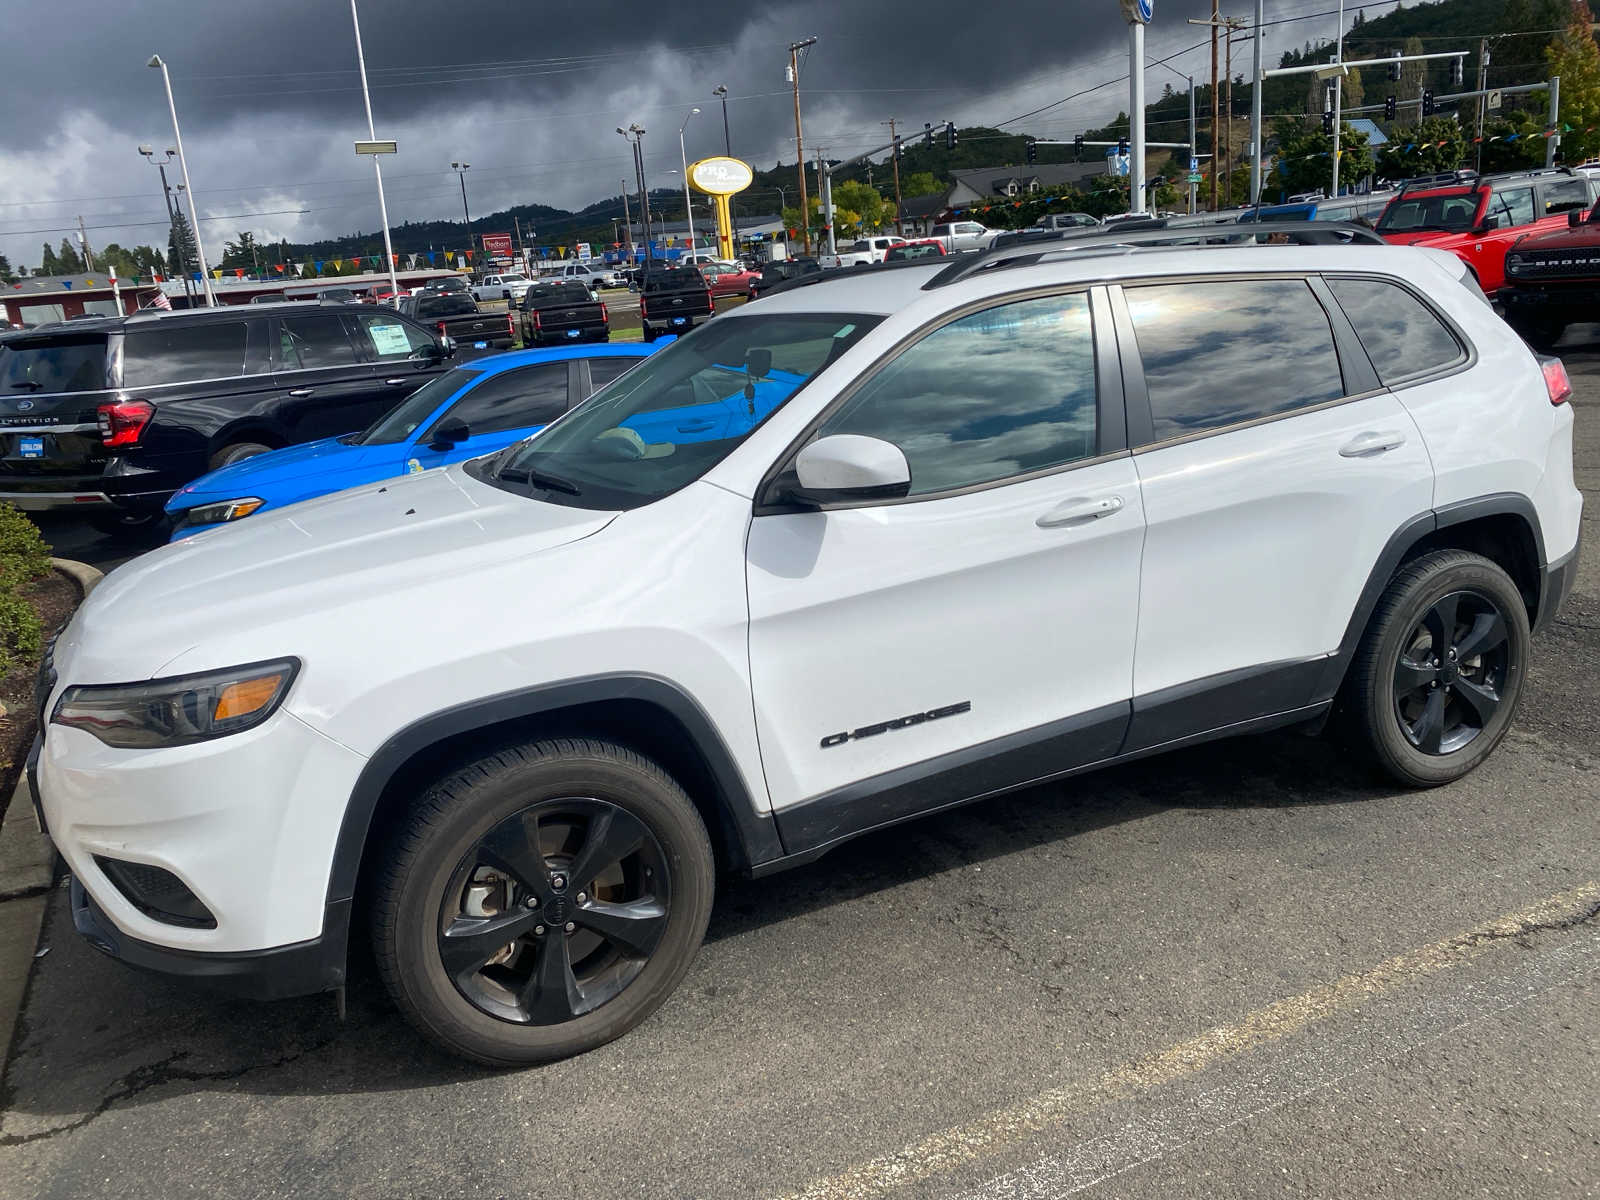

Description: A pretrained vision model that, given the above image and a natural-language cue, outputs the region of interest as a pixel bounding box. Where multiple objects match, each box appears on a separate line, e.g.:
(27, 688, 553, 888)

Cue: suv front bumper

(1500, 284, 1600, 325)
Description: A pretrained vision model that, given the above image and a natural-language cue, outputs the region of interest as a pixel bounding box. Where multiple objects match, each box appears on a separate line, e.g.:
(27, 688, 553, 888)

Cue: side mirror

(440, 336, 457, 360)
(1475, 214, 1503, 233)
(428, 418, 469, 451)
(1570, 210, 1584, 228)
(791, 435, 910, 505)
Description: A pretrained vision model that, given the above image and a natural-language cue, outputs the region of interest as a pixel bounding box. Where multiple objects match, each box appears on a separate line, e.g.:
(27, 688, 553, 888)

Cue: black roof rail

(920, 221, 1386, 289)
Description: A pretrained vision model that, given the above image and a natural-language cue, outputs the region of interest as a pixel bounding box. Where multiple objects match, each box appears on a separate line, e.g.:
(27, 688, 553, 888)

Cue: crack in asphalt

(0, 1031, 342, 1147)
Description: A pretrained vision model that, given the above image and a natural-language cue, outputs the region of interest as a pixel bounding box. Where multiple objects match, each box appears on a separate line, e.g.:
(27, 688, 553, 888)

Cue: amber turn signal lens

(213, 674, 286, 721)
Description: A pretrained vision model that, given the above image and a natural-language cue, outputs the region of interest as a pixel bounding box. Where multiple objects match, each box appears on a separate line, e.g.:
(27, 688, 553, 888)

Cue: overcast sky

(0, 0, 1362, 269)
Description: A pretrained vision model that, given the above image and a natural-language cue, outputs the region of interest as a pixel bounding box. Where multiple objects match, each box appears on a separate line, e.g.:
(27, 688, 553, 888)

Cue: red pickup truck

(1375, 168, 1598, 296)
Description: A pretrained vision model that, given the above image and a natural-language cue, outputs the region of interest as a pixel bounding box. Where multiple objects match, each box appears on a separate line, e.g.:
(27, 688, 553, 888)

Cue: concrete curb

(0, 558, 98, 1075)
(50, 556, 105, 597)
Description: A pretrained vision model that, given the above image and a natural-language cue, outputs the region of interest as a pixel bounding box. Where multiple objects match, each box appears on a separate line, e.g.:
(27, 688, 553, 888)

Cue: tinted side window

(1127, 278, 1345, 442)
(1325, 277, 1464, 384)
(427, 363, 568, 436)
(123, 322, 250, 386)
(1542, 177, 1591, 214)
(588, 356, 645, 390)
(816, 292, 1098, 497)
(277, 315, 359, 370)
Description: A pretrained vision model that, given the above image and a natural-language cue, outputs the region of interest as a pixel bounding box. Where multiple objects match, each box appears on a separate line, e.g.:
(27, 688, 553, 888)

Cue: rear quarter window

(1325, 276, 1465, 384)
(122, 322, 252, 386)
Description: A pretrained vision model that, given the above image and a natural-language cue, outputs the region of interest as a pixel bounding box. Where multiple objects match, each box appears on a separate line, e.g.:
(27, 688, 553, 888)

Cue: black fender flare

(322, 673, 784, 912)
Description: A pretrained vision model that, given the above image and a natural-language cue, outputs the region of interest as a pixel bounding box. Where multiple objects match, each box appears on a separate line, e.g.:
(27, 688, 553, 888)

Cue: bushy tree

(0, 254, 13, 284)
(220, 230, 259, 271)
(1547, 0, 1600, 162)
(1272, 121, 1374, 197)
(1376, 115, 1468, 179)
(1479, 111, 1549, 173)
(832, 180, 886, 234)
(901, 171, 941, 197)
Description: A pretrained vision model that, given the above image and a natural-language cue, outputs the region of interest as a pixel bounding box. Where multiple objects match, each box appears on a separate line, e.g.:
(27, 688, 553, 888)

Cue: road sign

(1487, 89, 1504, 111)
(1189, 155, 1199, 171)
(1187, 171, 1203, 184)
(1120, 0, 1153, 22)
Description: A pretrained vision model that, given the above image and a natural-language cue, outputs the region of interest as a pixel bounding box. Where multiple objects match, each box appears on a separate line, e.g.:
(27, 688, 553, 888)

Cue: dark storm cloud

(0, 0, 1295, 267)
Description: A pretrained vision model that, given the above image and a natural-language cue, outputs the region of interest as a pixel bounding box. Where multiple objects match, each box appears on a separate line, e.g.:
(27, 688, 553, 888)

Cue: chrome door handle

(384, 378, 409, 385)
(1037, 495, 1124, 528)
(1339, 430, 1406, 457)
(287, 388, 314, 397)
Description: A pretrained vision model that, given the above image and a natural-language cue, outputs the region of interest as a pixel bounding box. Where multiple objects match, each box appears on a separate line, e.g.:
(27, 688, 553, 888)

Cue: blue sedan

(166, 344, 655, 538)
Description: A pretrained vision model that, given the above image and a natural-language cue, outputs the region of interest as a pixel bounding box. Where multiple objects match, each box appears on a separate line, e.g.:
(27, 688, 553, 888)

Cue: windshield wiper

(497, 464, 581, 495)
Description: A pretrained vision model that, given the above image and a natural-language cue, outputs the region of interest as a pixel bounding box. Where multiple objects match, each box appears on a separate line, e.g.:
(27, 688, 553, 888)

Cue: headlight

(185, 497, 265, 525)
(1505, 254, 1526, 273)
(51, 659, 299, 749)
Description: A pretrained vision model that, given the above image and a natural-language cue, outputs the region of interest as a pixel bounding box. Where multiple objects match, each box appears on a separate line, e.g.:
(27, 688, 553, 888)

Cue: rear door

(270, 311, 389, 440)
(1114, 274, 1433, 749)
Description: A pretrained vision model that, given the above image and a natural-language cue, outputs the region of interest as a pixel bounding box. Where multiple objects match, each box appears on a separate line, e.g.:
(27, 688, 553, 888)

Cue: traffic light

(1450, 58, 1464, 87)
(1026, 138, 1038, 165)
(924, 122, 933, 147)
(1117, 136, 1128, 157)
(1073, 134, 1085, 160)
(894, 135, 903, 161)
(1322, 111, 1335, 134)
(1388, 50, 1402, 82)
(1422, 89, 1435, 116)
(1384, 94, 1397, 120)
(945, 122, 958, 150)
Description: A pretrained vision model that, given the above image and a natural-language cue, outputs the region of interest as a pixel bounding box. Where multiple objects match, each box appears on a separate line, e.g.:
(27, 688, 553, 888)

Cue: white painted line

(774, 882, 1600, 1200)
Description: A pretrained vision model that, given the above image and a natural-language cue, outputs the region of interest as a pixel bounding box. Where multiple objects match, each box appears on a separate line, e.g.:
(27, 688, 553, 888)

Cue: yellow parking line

(776, 881, 1600, 1200)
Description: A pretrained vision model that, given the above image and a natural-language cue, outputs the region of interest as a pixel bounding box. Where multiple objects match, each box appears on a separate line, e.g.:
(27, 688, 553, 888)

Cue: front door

(1114, 275, 1434, 749)
(746, 289, 1145, 843)
(271, 312, 387, 440)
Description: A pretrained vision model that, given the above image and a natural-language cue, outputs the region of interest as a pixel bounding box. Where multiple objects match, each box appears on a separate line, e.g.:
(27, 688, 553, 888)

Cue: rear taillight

(96, 399, 154, 448)
(1541, 356, 1572, 405)
(599, 301, 608, 321)
(506, 313, 515, 337)
(533, 310, 543, 328)
(705, 289, 714, 310)
(436, 320, 448, 336)
(639, 297, 648, 319)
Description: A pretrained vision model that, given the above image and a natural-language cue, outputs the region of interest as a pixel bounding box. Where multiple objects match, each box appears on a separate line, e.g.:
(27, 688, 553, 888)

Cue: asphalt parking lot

(2, 334, 1597, 1199)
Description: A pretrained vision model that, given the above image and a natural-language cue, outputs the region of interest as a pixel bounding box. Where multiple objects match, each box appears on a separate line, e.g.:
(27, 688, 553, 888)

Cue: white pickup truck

(818, 235, 908, 269)
(470, 273, 533, 302)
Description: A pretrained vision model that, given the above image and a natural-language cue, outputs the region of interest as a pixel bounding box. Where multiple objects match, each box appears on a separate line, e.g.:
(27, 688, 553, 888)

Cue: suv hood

(1507, 222, 1600, 252)
(60, 465, 616, 684)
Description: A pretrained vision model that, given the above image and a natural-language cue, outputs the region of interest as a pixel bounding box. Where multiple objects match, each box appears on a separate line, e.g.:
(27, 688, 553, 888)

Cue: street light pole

(147, 54, 214, 304)
(1249, 0, 1264, 202)
(138, 146, 193, 304)
(619, 177, 635, 264)
(451, 162, 472, 266)
(618, 125, 652, 265)
(713, 85, 732, 155)
(349, 0, 399, 299)
(679, 107, 700, 259)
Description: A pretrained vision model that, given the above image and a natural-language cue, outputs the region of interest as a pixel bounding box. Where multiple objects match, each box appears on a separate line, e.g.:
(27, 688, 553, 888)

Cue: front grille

(93, 856, 217, 928)
(1506, 250, 1600, 279)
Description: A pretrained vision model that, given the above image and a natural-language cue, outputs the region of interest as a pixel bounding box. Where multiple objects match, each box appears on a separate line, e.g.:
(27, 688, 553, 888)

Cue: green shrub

(0, 504, 52, 677)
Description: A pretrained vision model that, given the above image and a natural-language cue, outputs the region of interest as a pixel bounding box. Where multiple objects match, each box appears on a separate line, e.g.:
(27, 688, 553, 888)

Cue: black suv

(0, 302, 450, 532)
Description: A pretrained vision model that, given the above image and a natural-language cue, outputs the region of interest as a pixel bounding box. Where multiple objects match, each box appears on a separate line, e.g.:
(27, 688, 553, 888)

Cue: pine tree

(56, 238, 84, 275)
(1547, 0, 1600, 162)
(0, 254, 13, 284)
(39, 243, 60, 277)
(167, 210, 198, 277)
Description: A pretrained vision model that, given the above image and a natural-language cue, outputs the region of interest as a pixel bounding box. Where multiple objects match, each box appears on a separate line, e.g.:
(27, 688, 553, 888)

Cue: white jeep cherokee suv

(35, 240, 1582, 1065)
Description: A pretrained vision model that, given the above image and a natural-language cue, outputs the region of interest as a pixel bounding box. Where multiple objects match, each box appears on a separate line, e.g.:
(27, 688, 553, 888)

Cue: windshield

(0, 335, 108, 394)
(471, 312, 880, 510)
(643, 268, 706, 293)
(1376, 190, 1483, 233)
(356, 367, 480, 445)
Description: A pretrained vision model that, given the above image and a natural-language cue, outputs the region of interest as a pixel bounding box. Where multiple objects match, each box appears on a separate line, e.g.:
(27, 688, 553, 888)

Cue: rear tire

(1346, 550, 1529, 787)
(209, 441, 273, 470)
(370, 737, 714, 1067)
(642, 326, 657, 343)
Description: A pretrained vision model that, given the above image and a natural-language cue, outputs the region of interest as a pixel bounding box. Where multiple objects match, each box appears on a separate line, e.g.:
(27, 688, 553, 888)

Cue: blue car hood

(166, 436, 406, 512)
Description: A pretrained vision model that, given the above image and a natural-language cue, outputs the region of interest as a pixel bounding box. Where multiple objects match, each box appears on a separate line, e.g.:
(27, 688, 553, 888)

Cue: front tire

(371, 738, 714, 1067)
(1346, 550, 1529, 787)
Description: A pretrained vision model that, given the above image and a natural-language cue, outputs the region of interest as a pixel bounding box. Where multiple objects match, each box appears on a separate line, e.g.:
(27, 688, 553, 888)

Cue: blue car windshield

(356, 367, 481, 445)
(473, 312, 880, 510)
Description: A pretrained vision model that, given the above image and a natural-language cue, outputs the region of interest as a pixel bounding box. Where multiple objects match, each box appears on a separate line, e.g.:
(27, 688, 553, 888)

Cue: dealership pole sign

(688, 156, 754, 260)
(1118, 0, 1151, 213)
(480, 232, 513, 259)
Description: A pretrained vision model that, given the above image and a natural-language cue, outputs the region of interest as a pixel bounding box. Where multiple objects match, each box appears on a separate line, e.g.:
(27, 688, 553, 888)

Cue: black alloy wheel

(1346, 549, 1529, 787)
(1392, 590, 1510, 756)
(437, 797, 670, 1026)
(371, 738, 713, 1065)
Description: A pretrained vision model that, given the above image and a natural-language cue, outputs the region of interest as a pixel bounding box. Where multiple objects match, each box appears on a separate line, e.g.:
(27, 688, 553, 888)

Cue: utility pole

(1331, 0, 1345, 200)
(882, 117, 904, 235)
(1210, 0, 1220, 210)
(1223, 19, 1245, 200)
(1475, 39, 1490, 175)
(788, 37, 817, 253)
(818, 148, 837, 255)
(1189, 76, 1199, 214)
(1249, 0, 1264, 203)
(619, 178, 635, 264)
(513, 215, 528, 273)
(76, 216, 95, 273)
